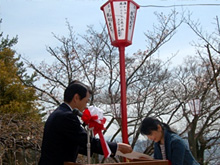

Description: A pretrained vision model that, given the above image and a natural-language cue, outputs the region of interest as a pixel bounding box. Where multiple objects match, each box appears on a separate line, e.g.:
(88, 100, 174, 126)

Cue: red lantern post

(101, 0, 139, 144)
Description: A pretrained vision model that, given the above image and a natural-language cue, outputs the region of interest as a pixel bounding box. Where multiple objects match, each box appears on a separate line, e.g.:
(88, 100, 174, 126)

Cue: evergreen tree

(0, 19, 43, 164)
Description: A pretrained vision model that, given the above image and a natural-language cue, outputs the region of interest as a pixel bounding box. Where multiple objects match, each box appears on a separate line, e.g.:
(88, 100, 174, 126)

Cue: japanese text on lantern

(113, 1, 127, 40)
(128, 2, 136, 41)
(103, 3, 116, 41)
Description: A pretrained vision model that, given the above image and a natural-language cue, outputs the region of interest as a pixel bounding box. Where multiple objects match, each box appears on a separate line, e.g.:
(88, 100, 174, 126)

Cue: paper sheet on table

(116, 151, 153, 160)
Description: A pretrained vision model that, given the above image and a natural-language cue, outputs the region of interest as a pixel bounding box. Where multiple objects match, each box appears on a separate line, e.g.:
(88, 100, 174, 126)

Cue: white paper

(116, 151, 153, 160)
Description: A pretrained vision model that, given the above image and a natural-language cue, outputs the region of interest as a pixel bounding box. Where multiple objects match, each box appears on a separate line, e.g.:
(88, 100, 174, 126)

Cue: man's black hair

(64, 80, 92, 103)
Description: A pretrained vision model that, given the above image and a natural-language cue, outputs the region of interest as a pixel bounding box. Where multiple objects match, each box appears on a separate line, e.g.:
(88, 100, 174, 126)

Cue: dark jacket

(39, 103, 117, 165)
(154, 129, 199, 165)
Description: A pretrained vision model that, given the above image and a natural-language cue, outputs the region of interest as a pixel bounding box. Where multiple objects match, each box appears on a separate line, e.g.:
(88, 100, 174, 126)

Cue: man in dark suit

(39, 80, 132, 165)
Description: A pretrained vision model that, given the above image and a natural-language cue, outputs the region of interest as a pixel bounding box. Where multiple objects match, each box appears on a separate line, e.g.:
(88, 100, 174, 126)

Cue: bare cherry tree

(0, 113, 43, 164)
(164, 16, 220, 164)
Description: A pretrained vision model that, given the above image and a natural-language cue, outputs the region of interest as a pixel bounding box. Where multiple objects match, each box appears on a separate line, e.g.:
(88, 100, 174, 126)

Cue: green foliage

(0, 19, 18, 51)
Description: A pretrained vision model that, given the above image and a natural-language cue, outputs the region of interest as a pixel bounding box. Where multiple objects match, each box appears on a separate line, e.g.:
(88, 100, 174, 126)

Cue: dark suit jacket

(39, 103, 117, 165)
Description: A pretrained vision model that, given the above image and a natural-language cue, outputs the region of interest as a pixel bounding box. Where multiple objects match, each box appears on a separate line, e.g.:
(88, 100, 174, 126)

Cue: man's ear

(72, 93, 80, 103)
(157, 124, 162, 131)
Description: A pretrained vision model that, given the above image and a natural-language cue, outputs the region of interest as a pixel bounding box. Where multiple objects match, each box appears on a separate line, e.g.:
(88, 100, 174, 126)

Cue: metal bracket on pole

(87, 127, 91, 164)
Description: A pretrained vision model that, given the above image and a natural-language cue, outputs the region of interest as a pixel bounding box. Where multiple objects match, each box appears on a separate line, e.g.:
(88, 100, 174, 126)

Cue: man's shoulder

(59, 103, 71, 111)
(47, 103, 77, 122)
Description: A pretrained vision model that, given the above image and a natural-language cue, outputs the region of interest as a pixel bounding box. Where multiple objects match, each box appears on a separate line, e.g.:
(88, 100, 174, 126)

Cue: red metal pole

(118, 46, 128, 144)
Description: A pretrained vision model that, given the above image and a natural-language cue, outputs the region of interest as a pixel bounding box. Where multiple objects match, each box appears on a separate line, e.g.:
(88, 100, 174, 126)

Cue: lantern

(101, 0, 139, 47)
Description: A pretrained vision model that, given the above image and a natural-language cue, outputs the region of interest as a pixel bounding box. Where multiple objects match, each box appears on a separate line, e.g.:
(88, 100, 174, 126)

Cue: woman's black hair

(64, 80, 92, 103)
(140, 117, 174, 135)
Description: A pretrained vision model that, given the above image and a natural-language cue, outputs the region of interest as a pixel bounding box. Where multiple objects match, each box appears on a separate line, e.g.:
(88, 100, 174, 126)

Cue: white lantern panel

(128, 2, 137, 41)
(103, 3, 116, 41)
(113, 1, 127, 40)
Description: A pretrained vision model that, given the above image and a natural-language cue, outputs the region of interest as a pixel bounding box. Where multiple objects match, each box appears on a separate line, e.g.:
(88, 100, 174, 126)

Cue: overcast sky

(1, 0, 220, 66)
